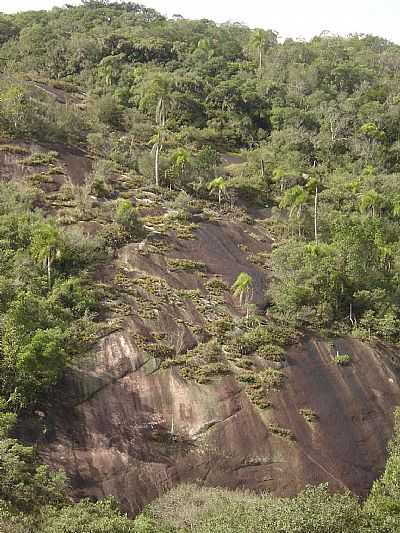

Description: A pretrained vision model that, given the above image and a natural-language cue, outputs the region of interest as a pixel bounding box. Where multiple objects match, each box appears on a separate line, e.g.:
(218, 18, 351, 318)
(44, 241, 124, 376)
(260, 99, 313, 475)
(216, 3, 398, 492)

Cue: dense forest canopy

(2, 4, 400, 335)
(1, 1, 400, 530)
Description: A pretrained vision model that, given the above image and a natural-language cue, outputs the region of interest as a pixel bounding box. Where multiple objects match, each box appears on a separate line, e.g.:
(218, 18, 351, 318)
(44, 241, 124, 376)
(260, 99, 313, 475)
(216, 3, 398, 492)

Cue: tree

(30, 224, 62, 289)
(359, 189, 385, 217)
(140, 73, 174, 186)
(208, 176, 226, 205)
(231, 272, 254, 318)
(0, 436, 66, 514)
(249, 28, 277, 74)
(279, 185, 309, 236)
(114, 199, 144, 240)
(391, 195, 400, 218)
(40, 498, 136, 533)
(16, 327, 66, 395)
(364, 407, 400, 532)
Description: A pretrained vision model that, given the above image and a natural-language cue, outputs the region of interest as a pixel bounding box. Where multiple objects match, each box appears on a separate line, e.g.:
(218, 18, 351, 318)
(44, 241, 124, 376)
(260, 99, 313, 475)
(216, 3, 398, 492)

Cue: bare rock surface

(40, 332, 400, 515)
(39, 219, 400, 515)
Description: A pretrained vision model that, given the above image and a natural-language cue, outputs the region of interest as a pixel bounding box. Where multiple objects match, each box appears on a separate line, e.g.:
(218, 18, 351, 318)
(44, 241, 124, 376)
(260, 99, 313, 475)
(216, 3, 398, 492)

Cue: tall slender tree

(231, 272, 254, 319)
(208, 176, 227, 205)
(30, 223, 62, 289)
(249, 29, 277, 75)
(140, 73, 174, 186)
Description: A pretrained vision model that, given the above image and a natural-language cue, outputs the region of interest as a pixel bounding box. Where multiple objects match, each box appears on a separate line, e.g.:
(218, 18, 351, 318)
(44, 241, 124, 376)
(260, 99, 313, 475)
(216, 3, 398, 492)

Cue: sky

(1, 0, 400, 44)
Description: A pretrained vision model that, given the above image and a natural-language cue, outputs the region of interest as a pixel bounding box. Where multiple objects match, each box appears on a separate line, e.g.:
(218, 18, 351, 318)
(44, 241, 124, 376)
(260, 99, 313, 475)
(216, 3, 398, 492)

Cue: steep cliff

(37, 217, 400, 515)
(3, 137, 400, 517)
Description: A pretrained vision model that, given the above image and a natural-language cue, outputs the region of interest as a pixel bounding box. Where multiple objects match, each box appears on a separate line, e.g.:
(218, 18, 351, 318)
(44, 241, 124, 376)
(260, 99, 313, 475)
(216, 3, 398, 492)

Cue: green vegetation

(231, 272, 254, 318)
(0, 144, 30, 155)
(1, 1, 400, 341)
(0, 183, 104, 409)
(299, 408, 319, 423)
(1, 1, 400, 529)
(114, 198, 145, 242)
(333, 353, 352, 366)
(167, 258, 207, 272)
(268, 424, 296, 441)
(22, 151, 58, 166)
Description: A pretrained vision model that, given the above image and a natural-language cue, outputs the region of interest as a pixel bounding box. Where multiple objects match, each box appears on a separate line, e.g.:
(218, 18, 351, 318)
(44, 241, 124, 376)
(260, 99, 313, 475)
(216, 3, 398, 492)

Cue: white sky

(1, 0, 400, 44)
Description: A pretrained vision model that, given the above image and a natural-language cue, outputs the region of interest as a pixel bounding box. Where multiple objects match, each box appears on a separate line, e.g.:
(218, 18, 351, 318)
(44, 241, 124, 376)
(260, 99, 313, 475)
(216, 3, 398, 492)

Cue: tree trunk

(47, 255, 51, 289)
(218, 188, 221, 205)
(261, 159, 265, 178)
(155, 144, 160, 187)
(314, 186, 318, 243)
(259, 47, 262, 71)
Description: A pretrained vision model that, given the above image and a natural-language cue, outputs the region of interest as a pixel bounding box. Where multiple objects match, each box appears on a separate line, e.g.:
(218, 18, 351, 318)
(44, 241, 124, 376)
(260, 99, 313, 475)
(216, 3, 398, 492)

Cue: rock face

(40, 332, 400, 516)
(4, 131, 400, 517)
(38, 219, 400, 516)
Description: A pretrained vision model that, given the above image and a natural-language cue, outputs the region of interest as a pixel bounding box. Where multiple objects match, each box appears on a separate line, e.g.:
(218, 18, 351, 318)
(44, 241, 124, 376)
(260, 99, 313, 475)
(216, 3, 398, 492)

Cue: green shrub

(258, 368, 285, 390)
(333, 354, 352, 366)
(168, 258, 207, 272)
(205, 277, 229, 294)
(268, 424, 296, 441)
(0, 144, 30, 155)
(299, 408, 318, 423)
(114, 199, 144, 241)
(255, 344, 285, 362)
(40, 498, 136, 533)
(22, 151, 58, 166)
(146, 343, 175, 359)
(234, 326, 272, 355)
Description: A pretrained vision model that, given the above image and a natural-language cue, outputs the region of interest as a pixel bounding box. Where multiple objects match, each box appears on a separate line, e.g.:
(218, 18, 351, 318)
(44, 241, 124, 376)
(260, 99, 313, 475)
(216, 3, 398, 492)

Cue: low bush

(168, 258, 207, 272)
(299, 408, 318, 422)
(268, 424, 296, 441)
(22, 151, 58, 166)
(333, 354, 352, 366)
(0, 144, 30, 155)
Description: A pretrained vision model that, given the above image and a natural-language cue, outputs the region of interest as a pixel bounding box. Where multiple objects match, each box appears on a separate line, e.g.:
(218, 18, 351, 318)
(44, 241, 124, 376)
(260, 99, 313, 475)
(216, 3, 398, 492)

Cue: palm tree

(359, 189, 384, 217)
(208, 176, 226, 205)
(279, 185, 309, 218)
(231, 272, 254, 319)
(391, 195, 400, 218)
(140, 73, 174, 186)
(279, 185, 310, 237)
(30, 224, 62, 289)
(149, 125, 169, 187)
(249, 29, 276, 74)
(305, 177, 320, 243)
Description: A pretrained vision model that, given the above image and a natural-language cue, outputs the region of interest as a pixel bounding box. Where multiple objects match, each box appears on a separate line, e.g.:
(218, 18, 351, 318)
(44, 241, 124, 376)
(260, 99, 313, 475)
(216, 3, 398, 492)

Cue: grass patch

(22, 150, 58, 166)
(247, 251, 271, 269)
(246, 384, 273, 409)
(168, 258, 207, 272)
(165, 340, 231, 384)
(143, 214, 198, 240)
(255, 344, 285, 362)
(333, 353, 352, 366)
(146, 343, 175, 359)
(206, 318, 235, 338)
(299, 408, 318, 423)
(205, 277, 228, 295)
(26, 172, 55, 185)
(268, 424, 296, 441)
(238, 367, 285, 409)
(258, 368, 285, 390)
(0, 144, 30, 155)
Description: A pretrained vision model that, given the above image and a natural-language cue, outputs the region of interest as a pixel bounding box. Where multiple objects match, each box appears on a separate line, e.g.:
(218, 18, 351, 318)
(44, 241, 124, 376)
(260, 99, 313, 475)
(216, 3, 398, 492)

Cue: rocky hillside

(2, 6, 400, 527)
(3, 134, 398, 515)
